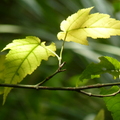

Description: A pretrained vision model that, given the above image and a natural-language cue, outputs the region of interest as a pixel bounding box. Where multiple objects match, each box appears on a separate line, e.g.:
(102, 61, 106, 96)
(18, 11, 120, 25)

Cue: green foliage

(1, 36, 56, 104)
(77, 56, 120, 86)
(0, 4, 120, 120)
(101, 86, 120, 120)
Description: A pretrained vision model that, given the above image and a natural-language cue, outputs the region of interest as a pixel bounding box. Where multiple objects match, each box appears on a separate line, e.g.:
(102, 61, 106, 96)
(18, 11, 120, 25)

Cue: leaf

(94, 109, 104, 120)
(77, 56, 120, 86)
(101, 86, 120, 120)
(57, 7, 120, 45)
(2, 36, 56, 104)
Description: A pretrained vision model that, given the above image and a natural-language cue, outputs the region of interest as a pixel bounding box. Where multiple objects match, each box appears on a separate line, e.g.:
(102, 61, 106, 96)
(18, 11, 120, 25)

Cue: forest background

(0, 0, 120, 120)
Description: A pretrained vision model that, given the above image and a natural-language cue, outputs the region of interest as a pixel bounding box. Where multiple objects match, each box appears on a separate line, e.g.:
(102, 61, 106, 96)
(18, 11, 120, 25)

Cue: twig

(35, 62, 66, 88)
(78, 89, 120, 97)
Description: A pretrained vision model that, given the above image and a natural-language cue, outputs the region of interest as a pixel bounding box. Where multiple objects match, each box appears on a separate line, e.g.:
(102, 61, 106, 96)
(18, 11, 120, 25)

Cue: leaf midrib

(10, 44, 39, 84)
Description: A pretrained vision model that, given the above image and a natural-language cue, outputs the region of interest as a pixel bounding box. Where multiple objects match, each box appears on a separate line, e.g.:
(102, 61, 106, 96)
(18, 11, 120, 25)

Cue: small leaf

(77, 56, 120, 86)
(101, 86, 120, 120)
(57, 7, 120, 45)
(2, 36, 56, 104)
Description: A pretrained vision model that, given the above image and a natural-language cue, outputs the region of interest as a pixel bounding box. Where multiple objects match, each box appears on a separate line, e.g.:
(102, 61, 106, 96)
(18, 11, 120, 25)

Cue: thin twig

(35, 62, 66, 88)
(78, 89, 120, 97)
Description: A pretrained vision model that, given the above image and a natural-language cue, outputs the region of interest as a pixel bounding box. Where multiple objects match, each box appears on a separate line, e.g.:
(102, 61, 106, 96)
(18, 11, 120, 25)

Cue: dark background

(0, 0, 120, 120)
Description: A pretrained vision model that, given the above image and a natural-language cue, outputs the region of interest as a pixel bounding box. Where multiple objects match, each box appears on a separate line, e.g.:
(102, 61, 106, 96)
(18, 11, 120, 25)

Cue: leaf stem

(44, 47, 60, 61)
(59, 32, 67, 66)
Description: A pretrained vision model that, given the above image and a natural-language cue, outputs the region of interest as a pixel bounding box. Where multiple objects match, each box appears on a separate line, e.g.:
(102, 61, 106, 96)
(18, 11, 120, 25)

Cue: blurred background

(0, 0, 120, 120)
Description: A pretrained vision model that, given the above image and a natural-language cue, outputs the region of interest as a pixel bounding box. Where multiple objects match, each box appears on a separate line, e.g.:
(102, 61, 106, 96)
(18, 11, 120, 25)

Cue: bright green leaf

(101, 86, 120, 120)
(77, 56, 120, 86)
(57, 7, 120, 45)
(1, 36, 56, 104)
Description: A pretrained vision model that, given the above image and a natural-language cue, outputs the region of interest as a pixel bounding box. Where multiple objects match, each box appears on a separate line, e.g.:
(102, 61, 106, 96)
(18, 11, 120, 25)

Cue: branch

(0, 82, 120, 91)
(35, 62, 66, 88)
(0, 70, 120, 97)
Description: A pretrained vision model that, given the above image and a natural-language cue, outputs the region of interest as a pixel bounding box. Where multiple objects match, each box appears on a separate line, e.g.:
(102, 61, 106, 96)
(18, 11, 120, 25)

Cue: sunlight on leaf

(1, 36, 56, 104)
(57, 7, 120, 45)
(77, 56, 120, 86)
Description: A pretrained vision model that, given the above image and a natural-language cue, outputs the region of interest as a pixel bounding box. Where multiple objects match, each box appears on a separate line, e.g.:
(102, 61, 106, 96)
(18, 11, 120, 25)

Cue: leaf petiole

(44, 46, 60, 62)
(59, 32, 67, 66)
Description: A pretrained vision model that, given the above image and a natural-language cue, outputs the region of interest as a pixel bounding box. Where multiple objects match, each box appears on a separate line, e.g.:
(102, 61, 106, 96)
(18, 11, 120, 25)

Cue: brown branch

(0, 77, 120, 97)
(0, 82, 120, 91)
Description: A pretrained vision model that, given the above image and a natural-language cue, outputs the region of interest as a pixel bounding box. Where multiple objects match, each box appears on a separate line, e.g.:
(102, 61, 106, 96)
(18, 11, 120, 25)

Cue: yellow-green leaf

(2, 36, 56, 104)
(57, 7, 120, 45)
